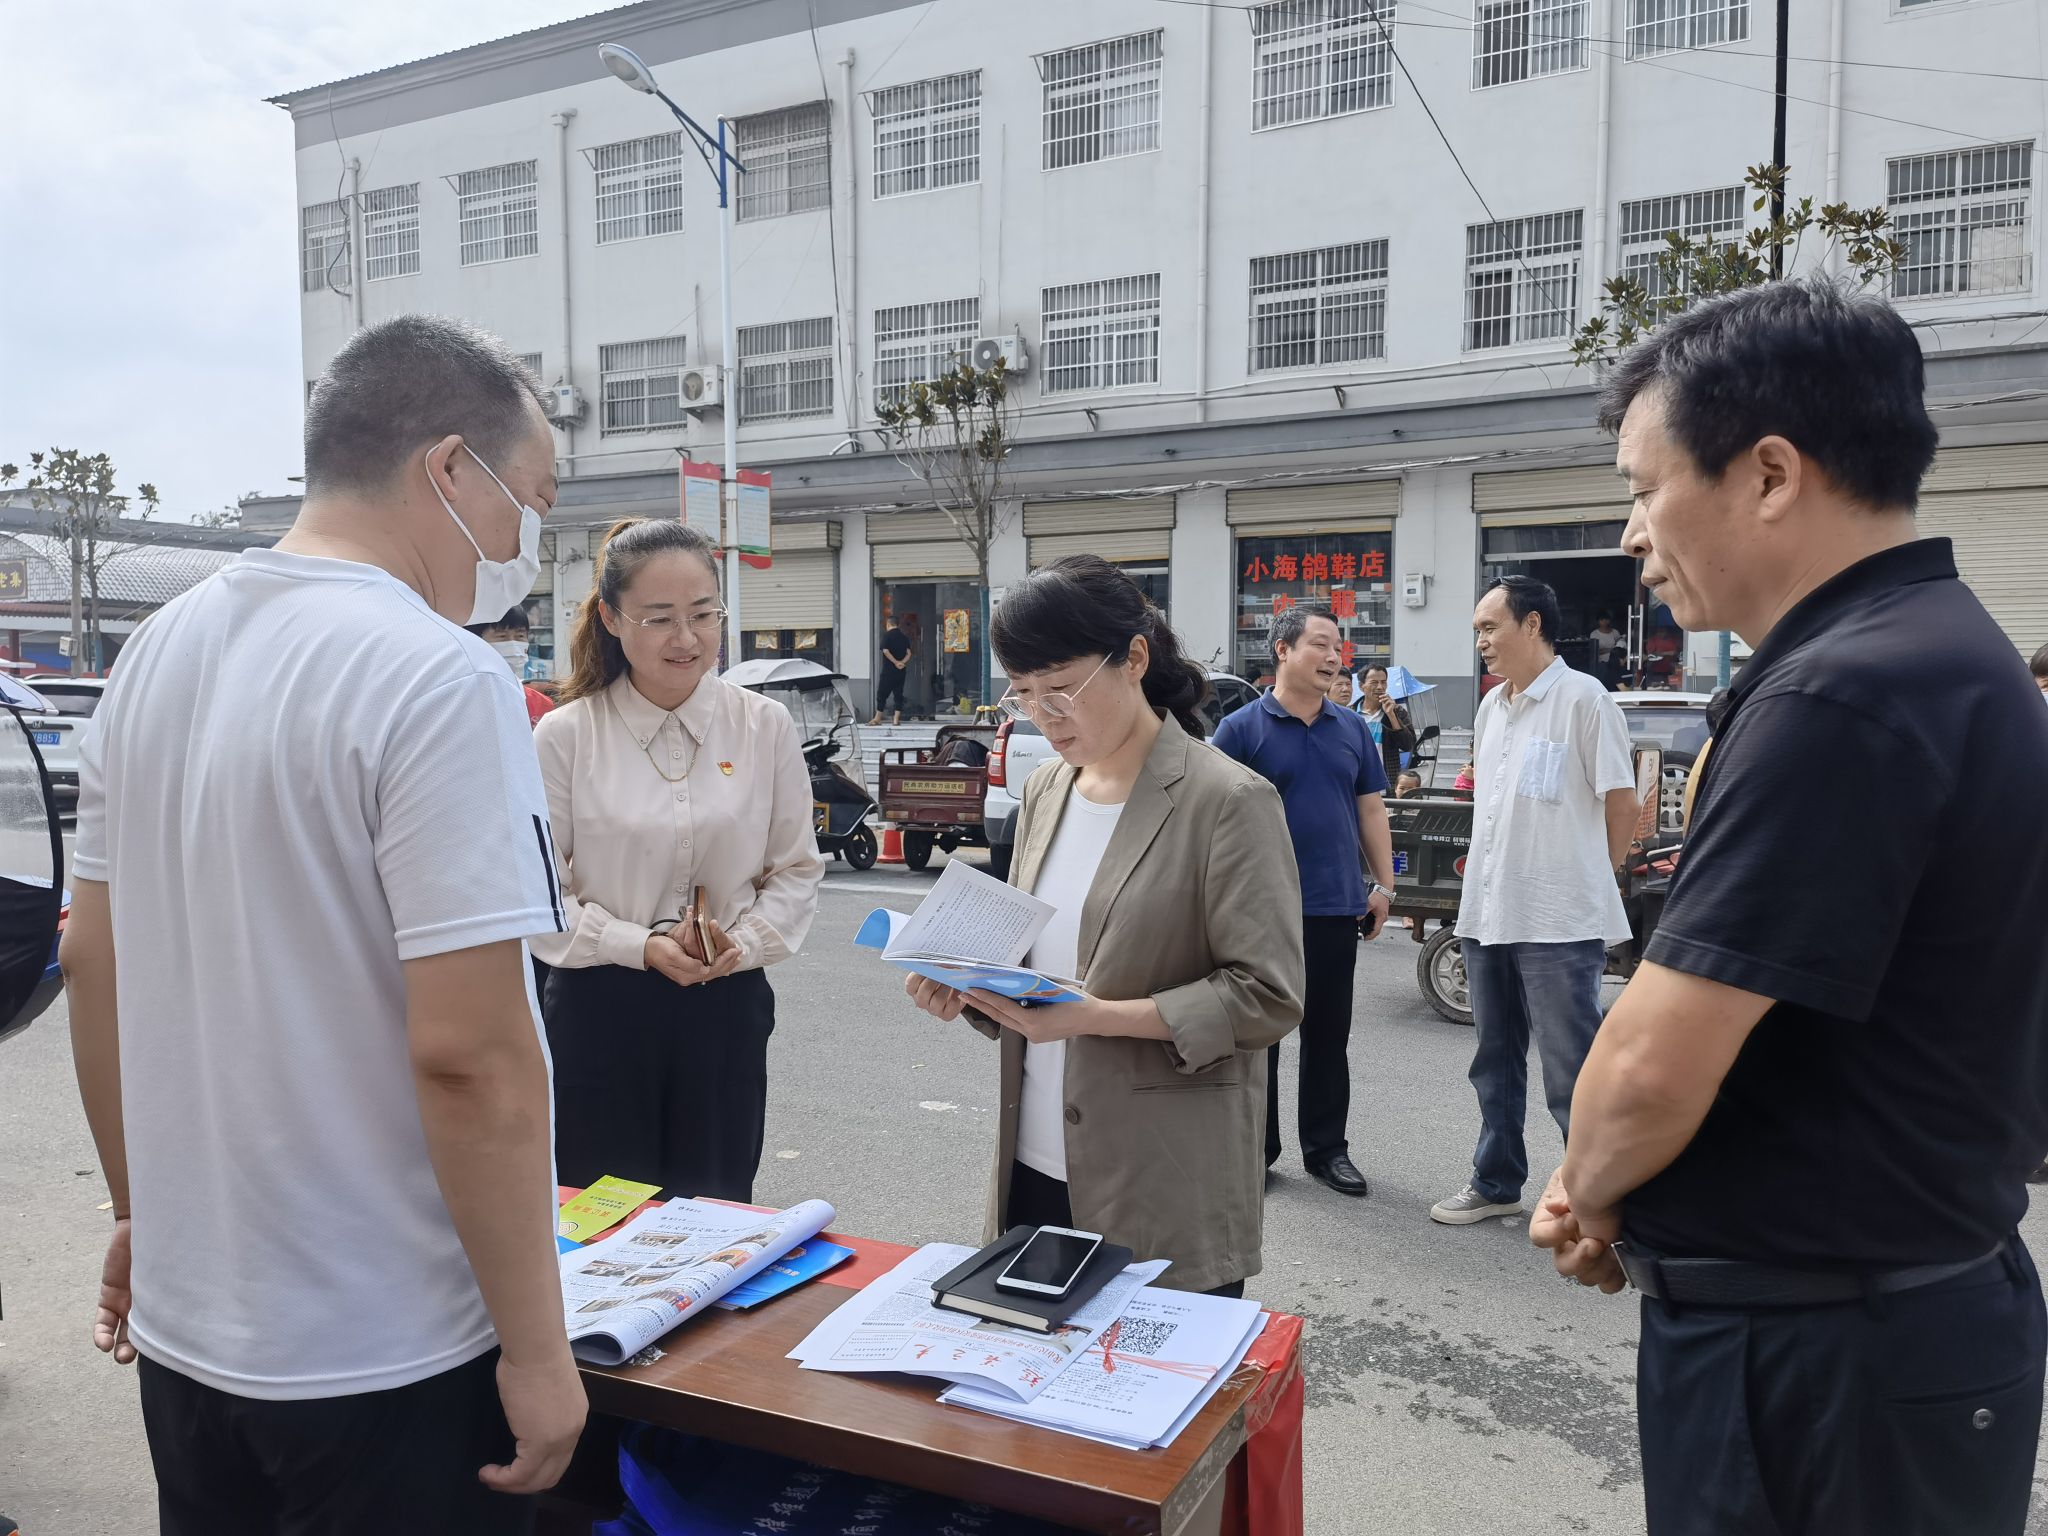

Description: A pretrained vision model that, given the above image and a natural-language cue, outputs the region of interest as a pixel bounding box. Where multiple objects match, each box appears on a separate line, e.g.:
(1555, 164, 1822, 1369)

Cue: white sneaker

(1430, 1185, 1523, 1225)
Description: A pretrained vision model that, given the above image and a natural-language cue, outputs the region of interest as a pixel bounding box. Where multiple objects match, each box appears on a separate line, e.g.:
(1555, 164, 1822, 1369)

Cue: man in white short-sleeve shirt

(63, 316, 585, 1533)
(1430, 576, 1640, 1228)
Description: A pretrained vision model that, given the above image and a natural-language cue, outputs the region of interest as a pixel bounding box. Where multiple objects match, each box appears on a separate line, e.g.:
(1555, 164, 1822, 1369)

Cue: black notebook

(928, 1226, 1133, 1333)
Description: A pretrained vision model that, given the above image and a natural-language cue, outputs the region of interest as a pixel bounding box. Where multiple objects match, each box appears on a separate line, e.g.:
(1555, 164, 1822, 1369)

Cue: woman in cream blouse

(531, 517, 824, 1200)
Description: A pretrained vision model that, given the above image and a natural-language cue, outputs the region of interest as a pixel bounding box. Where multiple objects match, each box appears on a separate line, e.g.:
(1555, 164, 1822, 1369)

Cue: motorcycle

(723, 658, 880, 871)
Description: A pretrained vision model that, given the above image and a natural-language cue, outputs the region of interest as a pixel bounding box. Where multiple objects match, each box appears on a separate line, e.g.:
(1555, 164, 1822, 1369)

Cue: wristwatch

(1365, 882, 1392, 905)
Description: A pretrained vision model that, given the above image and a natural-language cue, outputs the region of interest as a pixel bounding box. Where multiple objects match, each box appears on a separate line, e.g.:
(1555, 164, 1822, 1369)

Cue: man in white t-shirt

(1430, 576, 1640, 1227)
(62, 315, 584, 1532)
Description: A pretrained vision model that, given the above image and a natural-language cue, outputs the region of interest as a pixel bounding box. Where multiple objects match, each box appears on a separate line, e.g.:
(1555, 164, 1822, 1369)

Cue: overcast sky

(1, 2, 597, 521)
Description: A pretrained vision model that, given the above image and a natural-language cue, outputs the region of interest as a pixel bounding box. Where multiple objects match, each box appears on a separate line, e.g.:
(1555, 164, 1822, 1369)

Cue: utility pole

(1770, 0, 1790, 278)
(68, 521, 83, 678)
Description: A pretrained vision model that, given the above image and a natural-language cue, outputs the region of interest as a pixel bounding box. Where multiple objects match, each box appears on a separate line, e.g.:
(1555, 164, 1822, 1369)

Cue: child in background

(1395, 770, 1423, 798)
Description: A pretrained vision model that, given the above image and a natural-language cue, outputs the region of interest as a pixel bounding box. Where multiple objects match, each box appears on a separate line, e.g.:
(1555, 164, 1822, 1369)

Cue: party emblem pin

(719, 761, 735, 775)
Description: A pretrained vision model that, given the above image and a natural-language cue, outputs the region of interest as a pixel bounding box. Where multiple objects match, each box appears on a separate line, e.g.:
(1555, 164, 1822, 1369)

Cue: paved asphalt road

(4, 847, 2044, 1532)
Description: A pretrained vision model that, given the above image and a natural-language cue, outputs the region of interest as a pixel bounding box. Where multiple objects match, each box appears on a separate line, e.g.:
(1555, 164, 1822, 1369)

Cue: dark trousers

(1637, 1241, 2044, 1535)
(545, 963, 774, 1201)
(1006, 1162, 1246, 1300)
(1265, 915, 1360, 1169)
(1462, 938, 1604, 1203)
(138, 1348, 532, 1535)
(874, 667, 905, 712)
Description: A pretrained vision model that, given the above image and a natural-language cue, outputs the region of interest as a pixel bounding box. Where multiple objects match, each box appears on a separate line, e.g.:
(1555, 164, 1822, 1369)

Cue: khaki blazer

(974, 714, 1305, 1293)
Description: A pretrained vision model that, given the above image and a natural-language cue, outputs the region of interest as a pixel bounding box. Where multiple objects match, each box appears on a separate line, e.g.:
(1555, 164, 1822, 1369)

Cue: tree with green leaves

(0, 450, 160, 675)
(1571, 164, 1906, 367)
(873, 361, 1022, 707)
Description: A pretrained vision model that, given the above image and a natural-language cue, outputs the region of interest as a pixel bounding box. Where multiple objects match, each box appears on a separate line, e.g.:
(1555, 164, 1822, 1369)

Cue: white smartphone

(995, 1225, 1104, 1298)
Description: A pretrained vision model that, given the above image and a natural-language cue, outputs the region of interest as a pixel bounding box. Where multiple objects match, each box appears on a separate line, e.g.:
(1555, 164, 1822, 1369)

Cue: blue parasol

(1382, 665, 1435, 701)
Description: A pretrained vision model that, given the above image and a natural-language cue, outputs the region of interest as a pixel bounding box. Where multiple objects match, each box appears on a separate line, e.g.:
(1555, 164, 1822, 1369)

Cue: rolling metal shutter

(1916, 444, 2048, 655)
(1472, 464, 1630, 526)
(1025, 497, 1175, 567)
(1226, 481, 1399, 535)
(866, 508, 979, 579)
(738, 520, 840, 628)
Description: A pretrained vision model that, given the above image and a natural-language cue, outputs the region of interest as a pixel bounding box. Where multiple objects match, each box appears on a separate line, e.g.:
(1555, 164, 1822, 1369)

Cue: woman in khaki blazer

(904, 556, 1304, 1296)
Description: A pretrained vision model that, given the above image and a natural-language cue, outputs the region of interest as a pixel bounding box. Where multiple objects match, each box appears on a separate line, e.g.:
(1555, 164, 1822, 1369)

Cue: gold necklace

(613, 693, 701, 783)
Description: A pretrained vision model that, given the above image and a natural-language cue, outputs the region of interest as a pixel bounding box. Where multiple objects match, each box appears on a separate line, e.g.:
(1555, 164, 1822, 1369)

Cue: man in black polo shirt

(1530, 278, 2048, 1535)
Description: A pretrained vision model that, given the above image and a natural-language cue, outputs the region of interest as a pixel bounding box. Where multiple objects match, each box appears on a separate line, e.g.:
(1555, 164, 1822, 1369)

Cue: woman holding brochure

(532, 517, 824, 1201)
(902, 555, 1305, 1298)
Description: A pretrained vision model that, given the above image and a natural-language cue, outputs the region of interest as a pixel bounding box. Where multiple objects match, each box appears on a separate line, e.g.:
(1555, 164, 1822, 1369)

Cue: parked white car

(19, 678, 109, 808)
(983, 671, 1260, 879)
(1610, 690, 1717, 835)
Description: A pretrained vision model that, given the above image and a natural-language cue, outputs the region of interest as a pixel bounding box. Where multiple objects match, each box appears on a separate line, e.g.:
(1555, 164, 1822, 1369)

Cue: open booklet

(561, 1196, 836, 1366)
(787, 1242, 1167, 1403)
(854, 859, 1085, 1003)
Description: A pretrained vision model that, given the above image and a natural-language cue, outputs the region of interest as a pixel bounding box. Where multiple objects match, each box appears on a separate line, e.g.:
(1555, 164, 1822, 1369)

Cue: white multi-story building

(270, 0, 2048, 719)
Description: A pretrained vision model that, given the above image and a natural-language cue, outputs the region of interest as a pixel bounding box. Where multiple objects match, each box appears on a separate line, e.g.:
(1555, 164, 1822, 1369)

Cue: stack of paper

(939, 1288, 1267, 1450)
(787, 1244, 1168, 1403)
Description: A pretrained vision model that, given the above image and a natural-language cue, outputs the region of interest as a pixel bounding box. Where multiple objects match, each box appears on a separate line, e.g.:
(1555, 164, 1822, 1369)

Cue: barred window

(873, 298, 980, 412)
(362, 185, 420, 281)
(457, 161, 539, 265)
(870, 71, 980, 199)
(1042, 274, 1163, 394)
(1618, 186, 1744, 309)
(1473, 0, 1589, 88)
(301, 200, 349, 294)
(599, 336, 689, 435)
(1463, 211, 1583, 350)
(1888, 141, 2034, 299)
(591, 134, 685, 244)
(735, 104, 831, 222)
(737, 318, 835, 423)
(1625, 0, 1748, 58)
(1251, 1, 1396, 131)
(1249, 240, 1388, 371)
(1039, 32, 1163, 170)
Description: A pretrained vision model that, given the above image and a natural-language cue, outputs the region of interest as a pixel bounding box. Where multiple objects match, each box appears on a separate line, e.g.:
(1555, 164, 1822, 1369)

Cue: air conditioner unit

(544, 384, 585, 425)
(679, 366, 724, 412)
(966, 333, 1030, 376)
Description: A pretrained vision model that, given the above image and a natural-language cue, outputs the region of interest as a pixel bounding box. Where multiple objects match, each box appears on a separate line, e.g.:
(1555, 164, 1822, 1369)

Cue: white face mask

(489, 638, 530, 679)
(429, 445, 543, 626)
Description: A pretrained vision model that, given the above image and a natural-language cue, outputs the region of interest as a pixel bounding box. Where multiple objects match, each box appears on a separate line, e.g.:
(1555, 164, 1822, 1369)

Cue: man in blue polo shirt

(1213, 606, 1394, 1198)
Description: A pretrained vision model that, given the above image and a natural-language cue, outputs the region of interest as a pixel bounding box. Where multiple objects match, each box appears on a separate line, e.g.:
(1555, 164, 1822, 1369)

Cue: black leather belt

(1610, 1240, 2007, 1308)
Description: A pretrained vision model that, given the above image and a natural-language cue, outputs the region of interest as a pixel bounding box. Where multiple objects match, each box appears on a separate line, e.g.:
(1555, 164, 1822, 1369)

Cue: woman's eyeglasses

(616, 607, 727, 639)
(997, 648, 1120, 723)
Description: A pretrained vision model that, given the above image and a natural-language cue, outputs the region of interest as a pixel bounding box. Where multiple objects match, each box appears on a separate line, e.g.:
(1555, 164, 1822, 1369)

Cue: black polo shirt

(1625, 538, 2048, 1268)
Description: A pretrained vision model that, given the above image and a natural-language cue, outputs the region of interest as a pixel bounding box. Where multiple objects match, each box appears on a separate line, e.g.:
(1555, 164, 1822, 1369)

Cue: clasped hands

(643, 908, 742, 987)
(1528, 1165, 1628, 1294)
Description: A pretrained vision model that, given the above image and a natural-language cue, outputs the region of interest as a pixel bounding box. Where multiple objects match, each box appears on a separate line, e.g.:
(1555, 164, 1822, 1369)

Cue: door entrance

(1481, 521, 1685, 690)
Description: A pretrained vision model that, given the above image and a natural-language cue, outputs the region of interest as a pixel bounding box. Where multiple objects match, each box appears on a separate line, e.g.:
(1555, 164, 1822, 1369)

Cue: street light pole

(598, 42, 749, 665)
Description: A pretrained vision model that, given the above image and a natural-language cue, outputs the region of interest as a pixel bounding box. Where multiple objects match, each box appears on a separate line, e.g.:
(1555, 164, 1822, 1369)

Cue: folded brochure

(556, 1175, 662, 1244)
(561, 1196, 835, 1365)
(715, 1238, 856, 1310)
(855, 859, 1084, 1003)
(788, 1242, 1167, 1402)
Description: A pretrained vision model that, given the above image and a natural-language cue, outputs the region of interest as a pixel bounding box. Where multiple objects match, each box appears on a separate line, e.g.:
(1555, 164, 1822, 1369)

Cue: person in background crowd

(2032, 640, 2048, 698)
(1432, 575, 1638, 1227)
(900, 555, 1304, 1298)
(902, 610, 929, 719)
(1328, 670, 1355, 709)
(870, 614, 912, 726)
(533, 518, 824, 1203)
(468, 605, 554, 727)
(1395, 770, 1423, 798)
(1592, 612, 1626, 688)
(1533, 279, 2048, 1536)
(1356, 663, 1416, 788)
(1453, 759, 1475, 793)
(65, 314, 584, 1527)
(1213, 606, 1393, 1199)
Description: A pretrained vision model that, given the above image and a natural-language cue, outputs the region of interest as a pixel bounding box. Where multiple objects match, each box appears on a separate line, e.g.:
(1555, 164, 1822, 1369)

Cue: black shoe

(2029, 1161, 2048, 1186)
(1306, 1154, 1370, 1197)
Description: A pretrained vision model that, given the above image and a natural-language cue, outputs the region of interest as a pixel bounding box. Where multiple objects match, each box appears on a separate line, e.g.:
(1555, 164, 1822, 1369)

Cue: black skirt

(542, 962, 774, 1202)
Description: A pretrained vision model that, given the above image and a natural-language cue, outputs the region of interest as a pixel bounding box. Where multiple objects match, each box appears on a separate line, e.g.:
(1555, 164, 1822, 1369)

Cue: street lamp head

(597, 42, 659, 95)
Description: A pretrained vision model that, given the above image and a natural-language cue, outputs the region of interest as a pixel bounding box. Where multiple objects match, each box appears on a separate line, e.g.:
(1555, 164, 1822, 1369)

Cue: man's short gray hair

(1270, 603, 1335, 661)
(304, 314, 547, 495)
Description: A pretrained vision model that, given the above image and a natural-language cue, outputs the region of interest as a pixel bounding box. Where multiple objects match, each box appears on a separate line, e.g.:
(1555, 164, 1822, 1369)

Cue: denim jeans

(1462, 938, 1606, 1204)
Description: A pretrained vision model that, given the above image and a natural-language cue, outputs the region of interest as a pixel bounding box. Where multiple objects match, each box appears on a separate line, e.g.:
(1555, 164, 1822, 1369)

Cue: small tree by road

(1, 451, 160, 674)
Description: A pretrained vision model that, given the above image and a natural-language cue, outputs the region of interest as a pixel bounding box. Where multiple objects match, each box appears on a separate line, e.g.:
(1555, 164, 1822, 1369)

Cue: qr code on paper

(1103, 1316, 1179, 1360)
